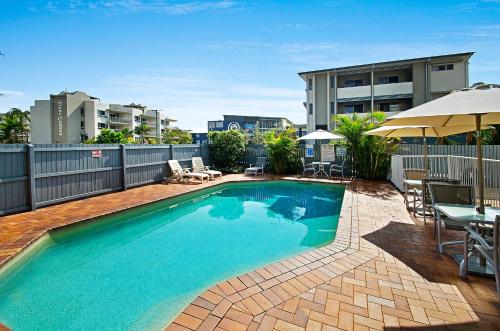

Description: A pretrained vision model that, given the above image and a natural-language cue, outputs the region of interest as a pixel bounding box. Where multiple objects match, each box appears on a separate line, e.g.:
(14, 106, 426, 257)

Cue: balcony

(337, 85, 371, 100)
(109, 117, 132, 124)
(374, 81, 413, 98)
(336, 82, 413, 102)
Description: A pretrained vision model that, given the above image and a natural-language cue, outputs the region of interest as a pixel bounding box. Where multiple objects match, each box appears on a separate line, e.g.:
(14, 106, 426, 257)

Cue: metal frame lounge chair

(300, 157, 315, 176)
(192, 157, 222, 180)
(168, 160, 209, 184)
(427, 182, 474, 253)
(462, 215, 500, 299)
(245, 157, 266, 176)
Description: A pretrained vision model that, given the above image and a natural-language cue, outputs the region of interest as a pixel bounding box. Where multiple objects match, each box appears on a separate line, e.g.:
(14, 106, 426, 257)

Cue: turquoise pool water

(0, 181, 344, 330)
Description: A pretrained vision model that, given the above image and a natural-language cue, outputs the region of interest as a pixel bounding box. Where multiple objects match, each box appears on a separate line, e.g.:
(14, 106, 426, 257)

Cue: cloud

(456, 24, 500, 37)
(39, 0, 239, 15)
(0, 90, 24, 97)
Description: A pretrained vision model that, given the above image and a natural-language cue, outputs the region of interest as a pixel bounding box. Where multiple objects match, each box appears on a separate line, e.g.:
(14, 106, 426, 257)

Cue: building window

(308, 78, 313, 91)
(134, 116, 140, 122)
(98, 123, 107, 129)
(308, 103, 313, 115)
(343, 104, 363, 114)
(431, 63, 454, 71)
(378, 102, 400, 112)
(330, 102, 335, 113)
(330, 76, 336, 88)
(80, 108, 85, 116)
(378, 76, 399, 84)
(97, 110, 107, 117)
(344, 79, 364, 87)
(80, 121, 85, 129)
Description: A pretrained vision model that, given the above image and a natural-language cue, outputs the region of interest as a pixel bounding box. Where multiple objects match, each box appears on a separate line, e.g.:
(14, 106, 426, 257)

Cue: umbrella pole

(475, 114, 485, 214)
(422, 128, 428, 173)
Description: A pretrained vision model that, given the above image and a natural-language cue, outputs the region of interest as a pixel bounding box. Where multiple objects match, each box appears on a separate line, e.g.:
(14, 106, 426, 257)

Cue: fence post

(27, 144, 37, 211)
(121, 144, 127, 191)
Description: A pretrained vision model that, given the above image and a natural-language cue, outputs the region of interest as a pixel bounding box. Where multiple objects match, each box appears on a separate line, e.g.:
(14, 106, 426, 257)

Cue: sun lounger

(245, 157, 266, 176)
(192, 157, 222, 180)
(168, 160, 209, 183)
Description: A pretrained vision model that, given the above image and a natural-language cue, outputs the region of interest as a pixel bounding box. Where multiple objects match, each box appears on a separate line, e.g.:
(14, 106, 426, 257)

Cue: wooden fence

(0, 144, 210, 215)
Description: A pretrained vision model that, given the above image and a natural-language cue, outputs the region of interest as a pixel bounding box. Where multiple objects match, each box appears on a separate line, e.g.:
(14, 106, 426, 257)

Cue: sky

(0, 0, 499, 132)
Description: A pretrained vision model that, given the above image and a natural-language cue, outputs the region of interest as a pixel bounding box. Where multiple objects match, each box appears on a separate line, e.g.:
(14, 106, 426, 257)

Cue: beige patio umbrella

(383, 84, 500, 213)
(364, 125, 488, 171)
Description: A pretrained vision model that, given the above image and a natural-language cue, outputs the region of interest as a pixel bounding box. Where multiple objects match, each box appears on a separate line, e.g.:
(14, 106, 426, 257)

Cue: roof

(297, 52, 475, 77)
(51, 91, 99, 100)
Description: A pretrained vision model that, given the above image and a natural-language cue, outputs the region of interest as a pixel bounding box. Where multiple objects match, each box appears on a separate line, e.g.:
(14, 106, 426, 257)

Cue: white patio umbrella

(383, 84, 500, 213)
(365, 125, 488, 171)
(298, 129, 344, 140)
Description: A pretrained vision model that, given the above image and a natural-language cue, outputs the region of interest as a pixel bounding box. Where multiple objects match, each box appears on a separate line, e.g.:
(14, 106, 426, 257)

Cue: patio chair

(417, 178, 461, 225)
(300, 157, 315, 176)
(192, 157, 222, 180)
(330, 159, 347, 178)
(168, 160, 209, 184)
(403, 169, 429, 214)
(461, 215, 500, 299)
(427, 182, 474, 253)
(245, 157, 266, 176)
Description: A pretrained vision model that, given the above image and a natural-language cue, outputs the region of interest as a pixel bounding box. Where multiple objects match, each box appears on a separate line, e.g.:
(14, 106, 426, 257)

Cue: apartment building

(208, 115, 295, 133)
(298, 52, 474, 132)
(30, 91, 176, 143)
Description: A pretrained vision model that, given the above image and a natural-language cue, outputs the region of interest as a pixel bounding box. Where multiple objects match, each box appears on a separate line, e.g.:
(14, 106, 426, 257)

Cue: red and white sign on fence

(91, 150, 102, 158)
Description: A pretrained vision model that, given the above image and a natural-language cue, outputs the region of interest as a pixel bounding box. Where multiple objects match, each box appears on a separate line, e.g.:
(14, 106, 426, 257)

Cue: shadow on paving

(363, 220, 500, 328)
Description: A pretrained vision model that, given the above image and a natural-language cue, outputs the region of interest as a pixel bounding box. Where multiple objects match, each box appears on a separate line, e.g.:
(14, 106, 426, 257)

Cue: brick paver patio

(0, 175, 499, 330)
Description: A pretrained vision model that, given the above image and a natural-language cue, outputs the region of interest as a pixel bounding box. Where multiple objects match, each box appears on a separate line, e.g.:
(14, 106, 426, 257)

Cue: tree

(162, 128, 192, 144)
(134, 124, 149, 144)
(0, 108, 30, 143)
(334, 112, 399, 179)
(246, 121, 266, 145)
(264, 129, 300, 174)
(120, 128, 135, 143)
(94, 128, 125, 144)
(208, 130, 245, 173)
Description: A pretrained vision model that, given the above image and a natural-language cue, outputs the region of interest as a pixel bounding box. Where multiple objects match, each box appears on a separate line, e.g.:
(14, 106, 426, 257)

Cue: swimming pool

(0, 181, 344, 330)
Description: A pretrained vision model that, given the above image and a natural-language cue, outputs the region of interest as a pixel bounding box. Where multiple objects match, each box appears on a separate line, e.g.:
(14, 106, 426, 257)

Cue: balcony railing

(374, 81, 413, 97)
(109, 117, 132, 124)
(337, 85, 371, 99)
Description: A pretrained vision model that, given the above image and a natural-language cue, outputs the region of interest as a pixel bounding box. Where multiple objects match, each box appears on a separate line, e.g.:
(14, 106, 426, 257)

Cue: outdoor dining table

(434, 203, 500, 276)
(311, 161, 330, 177)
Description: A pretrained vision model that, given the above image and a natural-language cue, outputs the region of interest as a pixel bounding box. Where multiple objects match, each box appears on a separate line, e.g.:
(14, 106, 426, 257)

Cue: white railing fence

(390, 155, 500, 207)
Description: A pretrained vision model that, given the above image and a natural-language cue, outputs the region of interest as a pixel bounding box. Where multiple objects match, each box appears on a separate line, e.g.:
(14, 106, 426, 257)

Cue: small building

(30, 91, 176, 143)
(191, 132, 208, 144)
(208, 115, 295, 134)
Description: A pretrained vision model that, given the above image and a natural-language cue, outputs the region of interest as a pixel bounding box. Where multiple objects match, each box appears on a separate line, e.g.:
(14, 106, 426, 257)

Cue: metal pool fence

(390, 154, 500, 207)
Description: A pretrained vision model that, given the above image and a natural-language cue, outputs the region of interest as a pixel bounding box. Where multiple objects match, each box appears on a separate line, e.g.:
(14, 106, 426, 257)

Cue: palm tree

(0, 108, 30, 143)
(134, 124, 149, 144)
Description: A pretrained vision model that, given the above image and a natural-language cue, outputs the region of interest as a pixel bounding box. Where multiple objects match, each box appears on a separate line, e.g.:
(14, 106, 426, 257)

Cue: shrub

(162, 128, 193, 144)
(208, 130, 245, 173)
(334, 112, 399, 179)
(94, 128, 125, 144)
(264, 129, 300, 175)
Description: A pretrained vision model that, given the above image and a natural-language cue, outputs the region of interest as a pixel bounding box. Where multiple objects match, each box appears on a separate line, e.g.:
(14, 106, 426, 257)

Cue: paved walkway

(0, 175, 499, 330)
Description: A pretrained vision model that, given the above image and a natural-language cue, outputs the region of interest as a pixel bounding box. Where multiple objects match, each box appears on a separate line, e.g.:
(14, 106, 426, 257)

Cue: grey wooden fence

(0, 144, 211, 215)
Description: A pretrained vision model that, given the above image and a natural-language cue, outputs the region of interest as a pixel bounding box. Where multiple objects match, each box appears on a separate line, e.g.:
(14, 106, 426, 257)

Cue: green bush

(264, 129, 300, 175)
(334, 112, 399, 179)
(94, 128, 126, 144)
(208, 130, 245, 173)
(162, 128, 193, 144)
